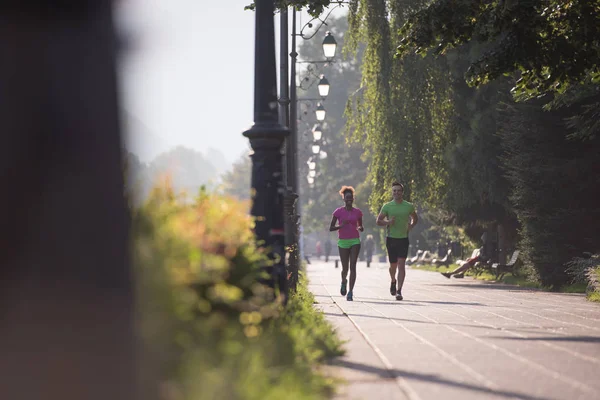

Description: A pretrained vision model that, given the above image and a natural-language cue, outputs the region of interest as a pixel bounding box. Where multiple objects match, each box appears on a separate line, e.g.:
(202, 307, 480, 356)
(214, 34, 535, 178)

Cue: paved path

(308, 259, 600, 400)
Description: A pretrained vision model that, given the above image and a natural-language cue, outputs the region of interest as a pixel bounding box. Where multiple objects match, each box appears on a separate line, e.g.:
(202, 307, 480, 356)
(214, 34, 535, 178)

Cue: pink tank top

(333, 207, 363, 239)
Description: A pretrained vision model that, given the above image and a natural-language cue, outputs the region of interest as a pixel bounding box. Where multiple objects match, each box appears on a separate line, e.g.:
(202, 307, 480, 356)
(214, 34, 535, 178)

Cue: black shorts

(386, 237, 409, 262)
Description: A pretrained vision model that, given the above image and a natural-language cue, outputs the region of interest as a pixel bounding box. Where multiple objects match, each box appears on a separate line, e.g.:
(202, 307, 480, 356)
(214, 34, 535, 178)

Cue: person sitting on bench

(441, 232, 492, 279)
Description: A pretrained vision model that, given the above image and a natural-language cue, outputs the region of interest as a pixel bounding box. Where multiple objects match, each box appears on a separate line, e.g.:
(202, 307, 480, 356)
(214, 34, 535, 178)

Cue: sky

(116, 0, 347, 165)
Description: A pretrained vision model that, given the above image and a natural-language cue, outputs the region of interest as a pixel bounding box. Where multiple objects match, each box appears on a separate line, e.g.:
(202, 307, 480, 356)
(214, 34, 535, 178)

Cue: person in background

(365, 234, 375, 268)
(324, 239, 332, 262)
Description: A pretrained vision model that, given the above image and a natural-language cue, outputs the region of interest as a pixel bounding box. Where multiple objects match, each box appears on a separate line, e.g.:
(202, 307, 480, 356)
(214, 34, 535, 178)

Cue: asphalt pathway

(308, 259, 600, 400)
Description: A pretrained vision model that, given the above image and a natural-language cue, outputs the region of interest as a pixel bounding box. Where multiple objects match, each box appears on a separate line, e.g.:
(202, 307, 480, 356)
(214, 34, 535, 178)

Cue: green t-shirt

(380, 200, 415, 239)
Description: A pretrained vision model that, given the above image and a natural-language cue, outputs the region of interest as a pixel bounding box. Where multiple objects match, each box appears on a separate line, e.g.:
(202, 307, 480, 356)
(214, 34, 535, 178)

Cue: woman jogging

(329, 186, 364, 301)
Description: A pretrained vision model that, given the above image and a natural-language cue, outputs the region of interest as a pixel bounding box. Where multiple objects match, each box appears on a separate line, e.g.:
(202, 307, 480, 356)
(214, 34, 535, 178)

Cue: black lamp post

(281, 6, 340, 292)
(244, 0, 289, 297)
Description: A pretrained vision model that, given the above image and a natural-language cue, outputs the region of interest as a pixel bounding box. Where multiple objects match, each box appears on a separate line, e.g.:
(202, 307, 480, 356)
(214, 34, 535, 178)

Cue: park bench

(457, 248, 480, 267)
(406, 250, 423, 265)
(491, 250, 521, 280)
(417, 250, 435, 265)
(432, 249, 453, 267)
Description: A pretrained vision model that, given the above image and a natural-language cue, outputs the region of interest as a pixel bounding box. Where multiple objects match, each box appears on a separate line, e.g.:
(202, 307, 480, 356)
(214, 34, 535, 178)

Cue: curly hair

(339, 185, 355, 198)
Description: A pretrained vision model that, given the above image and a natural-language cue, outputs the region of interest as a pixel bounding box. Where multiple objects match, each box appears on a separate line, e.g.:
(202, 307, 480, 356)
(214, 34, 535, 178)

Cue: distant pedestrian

(365, 235, 375, 268)
(329, 186, 364, 301)
(376, 181, 418, 300)
(316, 241, 323, 259)
(324, 239, 332, 262)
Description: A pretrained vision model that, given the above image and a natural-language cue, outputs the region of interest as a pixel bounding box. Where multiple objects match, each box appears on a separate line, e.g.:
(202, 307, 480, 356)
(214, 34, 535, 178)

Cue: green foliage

(566, 253, 600, 300)
(346, 0, 600, 291)
(498, 101, 600, 289)
(134, 182, 343, 399)
(394, 0, 600, 101)
(345, 0, 517, 245)
(244, 0, 338, 17)
(295, 15, 371, 234)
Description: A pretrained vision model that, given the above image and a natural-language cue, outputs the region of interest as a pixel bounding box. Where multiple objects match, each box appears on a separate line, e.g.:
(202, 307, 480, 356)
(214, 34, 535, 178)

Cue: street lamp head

(312, 124, 323, 141)
(309, 170, 317, 178)
(315, 103, 326, 121)
(308, 161, 316, 170)
(317, 75, 330, 98)
(322, 31, 337, 59)
(312, 144, 320, 154)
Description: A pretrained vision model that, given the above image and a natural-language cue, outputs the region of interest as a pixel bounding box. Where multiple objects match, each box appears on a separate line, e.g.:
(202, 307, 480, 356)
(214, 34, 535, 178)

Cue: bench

(491, 250, 521, 280)
(432, 249, 453, 267)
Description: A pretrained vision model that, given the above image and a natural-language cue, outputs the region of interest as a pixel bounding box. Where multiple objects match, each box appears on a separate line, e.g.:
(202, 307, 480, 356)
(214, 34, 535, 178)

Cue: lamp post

(315, 102, 326, 121)
(317, 75, 330, 98)
(244, 0, 289, 297)
(312, 124, 322, 141)
(283, 6, 339, 292)
(322, 31, 338, 59)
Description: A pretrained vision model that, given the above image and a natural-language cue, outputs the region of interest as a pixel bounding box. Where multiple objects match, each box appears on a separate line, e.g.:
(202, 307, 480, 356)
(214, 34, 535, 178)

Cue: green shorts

(338, 238, 361, 249)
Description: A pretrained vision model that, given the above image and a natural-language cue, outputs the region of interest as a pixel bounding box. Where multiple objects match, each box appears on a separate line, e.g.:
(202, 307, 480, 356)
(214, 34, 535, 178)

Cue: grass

(587, 267, 600, 302)
(588, 291, 600, 302)
(410, 263, 590, 293)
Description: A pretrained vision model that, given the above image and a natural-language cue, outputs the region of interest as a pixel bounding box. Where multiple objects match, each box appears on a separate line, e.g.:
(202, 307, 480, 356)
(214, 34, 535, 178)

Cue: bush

(499, 101, 600, 289)
(133, 182, 343, 399)
(566, 253, 600, 301)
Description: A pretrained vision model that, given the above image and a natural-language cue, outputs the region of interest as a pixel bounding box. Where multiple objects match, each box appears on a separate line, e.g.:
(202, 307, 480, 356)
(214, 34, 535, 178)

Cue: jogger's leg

(349, 244, 360, 292)
(389, 262, 398, 281)
(397, 258, 407, 292)
(339, 247, 351, 282)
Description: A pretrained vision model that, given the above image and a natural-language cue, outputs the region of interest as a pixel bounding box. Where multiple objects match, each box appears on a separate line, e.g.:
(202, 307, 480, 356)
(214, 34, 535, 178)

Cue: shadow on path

(357, 298, 486, 307)
(329, 358, 549, 400)
(321, 311, 498, 331)
(428, 283, 535, 291)
(491, 335, 600, 343)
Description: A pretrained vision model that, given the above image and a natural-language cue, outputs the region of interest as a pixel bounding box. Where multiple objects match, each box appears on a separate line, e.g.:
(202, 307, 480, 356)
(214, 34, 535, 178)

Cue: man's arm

(376, 212, 392, 227)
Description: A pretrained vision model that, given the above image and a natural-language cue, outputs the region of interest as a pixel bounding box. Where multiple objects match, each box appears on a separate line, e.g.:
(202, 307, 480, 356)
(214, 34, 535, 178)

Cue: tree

(293, 15, 370, 235)
(394, 0, 600, 101)
(498, 100, 600, 288)
(245, 0, 337, 17)
(386, 0, 600, 286)
(344, 0, 520, 257)
(219, 154, 252, 201)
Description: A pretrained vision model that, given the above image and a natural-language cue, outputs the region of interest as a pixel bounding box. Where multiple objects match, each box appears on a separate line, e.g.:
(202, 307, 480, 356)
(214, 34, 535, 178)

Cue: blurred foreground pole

(0, 2, 142, 399)
(244, 0, 290, 300)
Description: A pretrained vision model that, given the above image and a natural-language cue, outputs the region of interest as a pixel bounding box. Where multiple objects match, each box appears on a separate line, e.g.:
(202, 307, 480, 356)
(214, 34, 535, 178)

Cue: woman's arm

(357, 216, 364, 232)
(329, 216, 340, 231)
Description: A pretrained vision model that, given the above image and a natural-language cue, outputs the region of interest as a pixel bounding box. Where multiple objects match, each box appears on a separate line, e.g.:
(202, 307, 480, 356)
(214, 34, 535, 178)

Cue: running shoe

(340, 281, 347, 296)
(390, 280, 397, 296)
(347, 291, 353, 301)
(396, 292, 403, 301)
(441, 272, 452, 279)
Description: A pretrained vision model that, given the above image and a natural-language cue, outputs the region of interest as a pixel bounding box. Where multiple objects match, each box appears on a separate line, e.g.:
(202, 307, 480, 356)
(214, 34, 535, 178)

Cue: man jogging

(376, 182, 418, 300)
